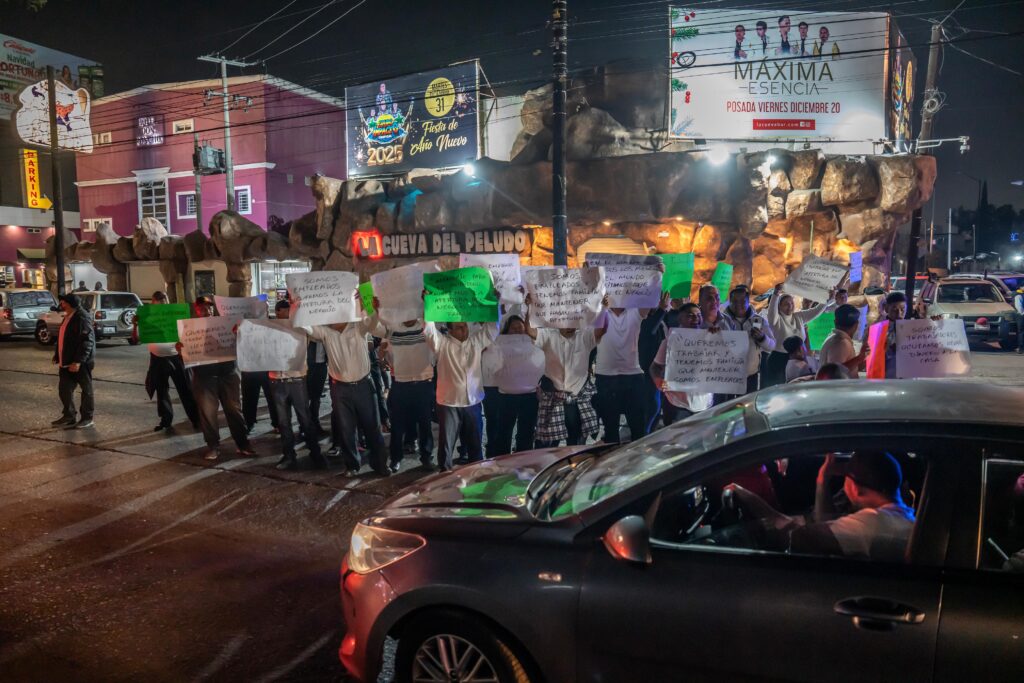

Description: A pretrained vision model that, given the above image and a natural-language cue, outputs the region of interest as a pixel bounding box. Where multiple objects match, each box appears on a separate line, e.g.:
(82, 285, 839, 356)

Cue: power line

(259, 0, 372, 63)
(219, 0, 304, 54)
(242, 0, 345, 60)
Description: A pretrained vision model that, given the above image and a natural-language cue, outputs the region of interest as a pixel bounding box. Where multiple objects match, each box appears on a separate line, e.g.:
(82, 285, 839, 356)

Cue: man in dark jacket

(51, 293, 96, 429)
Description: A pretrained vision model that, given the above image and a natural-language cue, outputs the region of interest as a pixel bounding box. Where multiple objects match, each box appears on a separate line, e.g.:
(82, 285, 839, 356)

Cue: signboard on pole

(668, 8, 892, 153)
(1, 34, 100, 119)
(346, 62, 479, 177)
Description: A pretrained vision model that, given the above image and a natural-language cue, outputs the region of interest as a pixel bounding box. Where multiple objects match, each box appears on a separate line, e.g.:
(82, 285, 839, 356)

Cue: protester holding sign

(698, 284, 726, 330)
(492, 317, 546, 455)
(649, 303, 713, 424)
(523, 266, 606, 329)
(261, 300, 326, 472)
(763, 282, 835, 387)
(297, 291, 389, 477)
(379, 310, 437, 472)
(720, 285, 776, 394)
(423, 267, 499, 323)
(882, 291, 908, 379)
(423, 312, 501, 471)
(819, 303, 870, 378)
(783, 255, 848, 304)
(183, 296, 254, 461)
(142, 291, 198, 432)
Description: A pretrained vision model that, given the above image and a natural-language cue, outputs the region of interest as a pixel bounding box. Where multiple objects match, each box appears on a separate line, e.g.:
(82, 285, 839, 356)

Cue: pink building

(75, 74, 345, 238)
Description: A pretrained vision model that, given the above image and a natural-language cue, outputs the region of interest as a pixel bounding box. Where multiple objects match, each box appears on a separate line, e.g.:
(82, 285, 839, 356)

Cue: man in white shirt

(303, 299, 389, 477)
(720, 285, 776, 395)
(649, 303, 713, 425)
(595, 303, 658, 444)
(819, 304, 869, 378)
(380, 313, 437, 472)
(269, 299, 326, 471)
(423, 318, 499, 471)
(142, 291, 198, 432)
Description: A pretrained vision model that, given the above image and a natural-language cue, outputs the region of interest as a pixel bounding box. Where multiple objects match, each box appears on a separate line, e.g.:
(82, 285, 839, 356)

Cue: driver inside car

(724, 451, 916, 562)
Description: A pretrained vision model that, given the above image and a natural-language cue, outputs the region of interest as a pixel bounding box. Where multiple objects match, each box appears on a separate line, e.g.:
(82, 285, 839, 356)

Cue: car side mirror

(603, 516, 652, 565)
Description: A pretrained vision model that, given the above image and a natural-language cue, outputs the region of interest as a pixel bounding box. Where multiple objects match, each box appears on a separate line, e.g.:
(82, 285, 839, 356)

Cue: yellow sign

(424, 77, 455, 117)
(22, 149, 51, 209)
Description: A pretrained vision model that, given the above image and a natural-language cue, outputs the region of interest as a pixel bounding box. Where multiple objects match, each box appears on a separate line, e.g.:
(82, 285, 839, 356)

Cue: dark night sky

(5, 0, 1023, 222)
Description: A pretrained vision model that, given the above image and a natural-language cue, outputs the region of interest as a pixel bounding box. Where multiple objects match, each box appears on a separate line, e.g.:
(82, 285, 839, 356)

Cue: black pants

(242, 371, 278, 429)
(270, 378, 322, 461)
(306, 361, 328, 435)
(150, 354, 198, 427)
(483, 386, 502, 457)
(495, 392, 539, 455)
(58, 365, 94, 421)
(763, 351, 789, 388)
(643, 374, 662, 433)
(661, 399, 694, 427)
(595, 373, 649, 444)
(329, 376, 387, 473)
(192, 364, 250, 450)
(437, 403, 483, 470)
(387, 379, 434, 466)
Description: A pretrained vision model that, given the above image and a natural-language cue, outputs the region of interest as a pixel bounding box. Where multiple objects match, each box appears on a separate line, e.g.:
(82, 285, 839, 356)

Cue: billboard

(346, 62, 479, 177)
(14, 78, 93, 152)
(887, 22, 916, 152)
(0, 34, 98, 118)
(669, 8, 893, 151)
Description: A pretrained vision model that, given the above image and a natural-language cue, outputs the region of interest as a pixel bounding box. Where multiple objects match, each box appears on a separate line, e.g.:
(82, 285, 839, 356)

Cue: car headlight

(348, 522, 425, 574)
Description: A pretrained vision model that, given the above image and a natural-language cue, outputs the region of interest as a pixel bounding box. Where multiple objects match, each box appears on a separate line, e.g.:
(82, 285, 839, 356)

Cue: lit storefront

(255, 260, 311, 308)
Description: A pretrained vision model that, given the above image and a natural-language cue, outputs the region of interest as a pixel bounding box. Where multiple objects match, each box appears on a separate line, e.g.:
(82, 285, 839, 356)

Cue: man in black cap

(51, 293, 96, 429)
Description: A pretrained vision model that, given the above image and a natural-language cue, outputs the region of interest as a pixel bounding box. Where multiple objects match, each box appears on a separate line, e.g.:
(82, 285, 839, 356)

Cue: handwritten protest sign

(214, 295, 267, 321)
(806, 312, 835, 351)
(784, 255, 848, 303)
(359, 282, 375, 315)
(136, 303, 189, 343)
(424, 267, 498, 322)
(491, 334, 546, 394)
(371, 260, 440, 326)
(523, 266, 606, 328)
(894, 318, 971, 379)
(849, 251, 863, 283)
(177, 317, 237, 368)
(236, 320, 307, 372)
(584, 253, 662, 308)
(660, 252, 695, 299)
(711, 262, 734, 302)
(865, 321, 889, 379)
(459, 253, 523, 305)
(665, 327, 750, 395)
(286, 271, 360, 327)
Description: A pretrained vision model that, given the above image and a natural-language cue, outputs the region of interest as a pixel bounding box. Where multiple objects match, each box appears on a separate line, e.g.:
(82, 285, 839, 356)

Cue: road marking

(255, 631, 334, 683)
(0, 451, 136, 495)
(322, 489, 349, 513)
(195, 632, 248, 681)
(0, 456, 156, 506)
(0, 458, 261, 569)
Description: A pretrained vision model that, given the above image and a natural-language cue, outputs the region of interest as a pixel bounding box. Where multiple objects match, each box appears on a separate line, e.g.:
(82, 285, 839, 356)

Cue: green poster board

(424, 267, 499, 323)
(358, 281, 375, 315)
(137, 303, 190, 343)
(711, 262, 734, 302)
(806, 312, 836, 351)
(660, 252, 695, 299)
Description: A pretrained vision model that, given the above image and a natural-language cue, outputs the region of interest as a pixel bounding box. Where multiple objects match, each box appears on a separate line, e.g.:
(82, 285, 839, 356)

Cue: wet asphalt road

(0, 338, 424, 682)
(0, 336, 1021, 683)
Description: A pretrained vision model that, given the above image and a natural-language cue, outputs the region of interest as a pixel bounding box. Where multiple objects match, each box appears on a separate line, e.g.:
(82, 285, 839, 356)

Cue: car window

(99, 294, 140, 309)
(8, 291, 56, 307)
(79, 295, 95, 311)
(649, 449, 928, 565)
(532, 404, 753, 521)
(937, 283, 1002, 303)
(978, 457, 1024, 572)
(999, 277, 1022, 291)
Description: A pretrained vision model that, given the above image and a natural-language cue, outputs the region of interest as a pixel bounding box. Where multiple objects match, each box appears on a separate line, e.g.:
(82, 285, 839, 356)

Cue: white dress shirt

(384, 323, 435, 383)
(305, 316, 384, 383)
(595, 308, 643, 375)
(535, 328, 598, 395)
(424, 322, 499, 407)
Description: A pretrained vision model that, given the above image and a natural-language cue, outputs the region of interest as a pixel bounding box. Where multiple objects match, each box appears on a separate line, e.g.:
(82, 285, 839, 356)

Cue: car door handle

(834, 596, 926, 631)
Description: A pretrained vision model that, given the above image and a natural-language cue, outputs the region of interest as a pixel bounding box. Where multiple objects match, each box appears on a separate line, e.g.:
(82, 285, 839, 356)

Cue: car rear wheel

(394, 610, 532, 683)
(35, 323, 54, 345)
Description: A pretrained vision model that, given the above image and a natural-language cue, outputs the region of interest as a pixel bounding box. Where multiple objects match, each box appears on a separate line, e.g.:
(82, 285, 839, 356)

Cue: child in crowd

(783, 335, 817, 382)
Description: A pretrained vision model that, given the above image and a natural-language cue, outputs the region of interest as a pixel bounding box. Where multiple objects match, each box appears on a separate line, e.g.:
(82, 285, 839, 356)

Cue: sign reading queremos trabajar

(353, 229, 531, 259)
(345, 62, 479, 177)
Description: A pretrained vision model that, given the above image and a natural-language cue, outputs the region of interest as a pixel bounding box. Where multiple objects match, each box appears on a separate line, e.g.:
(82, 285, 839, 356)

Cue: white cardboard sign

(784, 256, 848, 303)
(459, 253, 523, 305)
(214, 295, 268, 321)
(665, 327, 750, 395)
(894, 318, 971, 379)
(371, 260, 440, 326)
(286, 271, 361, 327)
(848, 251, 863, 283)
(523, 266, 606, 329)
(177, 317, 237, 368)
(236, 319, 307, 373)
(584, 252, 662, 308)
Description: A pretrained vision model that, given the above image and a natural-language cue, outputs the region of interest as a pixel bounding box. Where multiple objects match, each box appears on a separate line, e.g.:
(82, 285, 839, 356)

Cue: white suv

(918, 278, 1019, 349)
(36, 291, 142, 345)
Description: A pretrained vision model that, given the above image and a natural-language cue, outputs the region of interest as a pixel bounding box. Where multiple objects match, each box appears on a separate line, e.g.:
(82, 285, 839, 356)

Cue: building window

(92, 132, 112, 146)
(138, 180, 168, 227)
(235, 186, 252, 215)
(176, 191, 197, 219)
(172, 119, 195, 135)
(82, 218, 112, 233)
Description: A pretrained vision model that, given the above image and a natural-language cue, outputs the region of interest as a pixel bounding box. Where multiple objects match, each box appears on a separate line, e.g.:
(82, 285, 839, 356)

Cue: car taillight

(1, 308, 11, 320)
(94, 310, 105, 320)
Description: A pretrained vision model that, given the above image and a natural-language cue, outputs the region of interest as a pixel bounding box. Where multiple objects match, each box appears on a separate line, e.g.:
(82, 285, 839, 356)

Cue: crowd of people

(49, 278, 884, 475)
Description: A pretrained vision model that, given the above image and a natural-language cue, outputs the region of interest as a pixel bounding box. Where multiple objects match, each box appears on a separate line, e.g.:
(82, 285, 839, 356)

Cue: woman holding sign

(492, 316, 545, 455)
(764, 283, 835, 387)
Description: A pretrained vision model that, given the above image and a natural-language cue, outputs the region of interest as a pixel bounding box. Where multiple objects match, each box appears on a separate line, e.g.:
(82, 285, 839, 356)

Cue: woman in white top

(764, 283, 832, 387)
(491, 315, 546, 455)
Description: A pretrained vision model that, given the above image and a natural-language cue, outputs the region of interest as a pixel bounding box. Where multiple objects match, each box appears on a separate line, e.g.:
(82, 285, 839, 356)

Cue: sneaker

(71, 418, 95, 429)
(388, 462, 401, 474)
(275, 456, 298, 471)
(153, 424, 169, 432)
(326, 446, 342, 459)
(51, 415, 75, 426)
(345, 468, 360, 477)
(203, 450, 219, 461)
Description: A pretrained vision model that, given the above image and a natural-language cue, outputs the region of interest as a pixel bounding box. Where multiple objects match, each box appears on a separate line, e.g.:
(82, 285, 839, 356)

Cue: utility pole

(197, 55, 256, 212)
(947, 207, 953, 270)
(551, 0, 568, 266)
(46, 66, 66, 296)
(903, 22, 943, 311)
(192, 132, 204, 231)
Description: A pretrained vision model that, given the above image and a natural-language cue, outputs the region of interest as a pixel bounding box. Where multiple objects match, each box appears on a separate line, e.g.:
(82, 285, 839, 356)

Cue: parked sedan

(339, 380, 1024, 683)
(35, 291, 142, 345)
(0, 288, 57, 339)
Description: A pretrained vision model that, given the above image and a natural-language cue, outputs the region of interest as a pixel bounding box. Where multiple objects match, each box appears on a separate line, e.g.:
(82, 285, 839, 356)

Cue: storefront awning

(17, 248, 45, 261)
